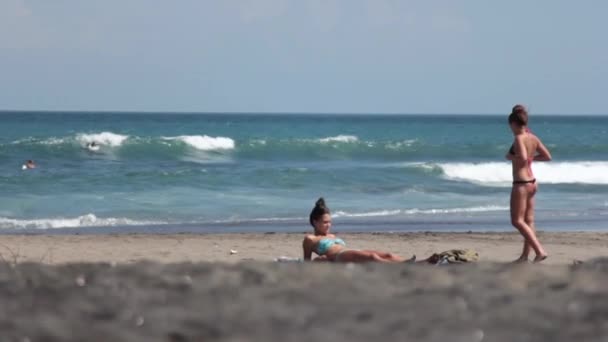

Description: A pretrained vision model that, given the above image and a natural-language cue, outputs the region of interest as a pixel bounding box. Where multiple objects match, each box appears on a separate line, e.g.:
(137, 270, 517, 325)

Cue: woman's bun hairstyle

(309, 197, 330, 226)
(508, 104, 528, 126)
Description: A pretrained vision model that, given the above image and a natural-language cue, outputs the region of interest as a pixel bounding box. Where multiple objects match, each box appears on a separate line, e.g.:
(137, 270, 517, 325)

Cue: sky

(0, 1, 607, 114)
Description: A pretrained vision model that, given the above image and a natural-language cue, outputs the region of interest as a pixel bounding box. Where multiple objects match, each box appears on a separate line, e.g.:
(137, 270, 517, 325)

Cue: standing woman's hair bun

(310, 197, 330, 226)
(508, 104, 528, 126)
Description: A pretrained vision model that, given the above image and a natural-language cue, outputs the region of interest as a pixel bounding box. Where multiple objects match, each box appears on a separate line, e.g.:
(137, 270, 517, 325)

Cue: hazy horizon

(2, 109, 606, 116)
(1, 1, 607, 115)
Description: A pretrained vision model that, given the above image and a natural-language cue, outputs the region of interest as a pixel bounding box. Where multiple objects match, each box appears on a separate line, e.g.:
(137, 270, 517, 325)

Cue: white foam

(163, 135, 235, 151)
(249, 139, 267, 146)
(437, 161, 608, 186)
(11, 137, 67, 145)
(334, 210, 402, 218)
(0, 214, 163, 230)
(76, 132, 129, 147)
(318, 135, 359, 143)
(402, 205, 509, 214)
(386, 139, 417, 150)
(334, 206, 507, 218)
(43, 137, 68, 145)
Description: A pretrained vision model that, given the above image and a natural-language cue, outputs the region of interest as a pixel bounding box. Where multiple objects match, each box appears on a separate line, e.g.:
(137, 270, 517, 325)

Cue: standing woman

(506, 105, 552, 263)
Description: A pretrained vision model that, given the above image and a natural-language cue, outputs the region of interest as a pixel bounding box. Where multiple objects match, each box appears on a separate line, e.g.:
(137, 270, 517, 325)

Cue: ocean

(1, 111, 607, 233)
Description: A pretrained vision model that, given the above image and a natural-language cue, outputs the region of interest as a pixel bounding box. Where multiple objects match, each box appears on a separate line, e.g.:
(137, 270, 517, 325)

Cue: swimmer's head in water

(508, 104, 528, 127)
(309, 197, 332, 234)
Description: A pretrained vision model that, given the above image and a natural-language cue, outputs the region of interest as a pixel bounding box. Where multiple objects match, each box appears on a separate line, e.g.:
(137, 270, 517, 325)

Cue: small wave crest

(76, 132, 129, 147)
(318, 135, 359, 143)
(10, 137, 68, 146)
(386, 139, 418, 150)
(0, 214, 164, 229)
(162, 135, 235, 151)
(334, 206, 507, 218)
(436, 161, 608, 186)
(334, 209, 401, 218)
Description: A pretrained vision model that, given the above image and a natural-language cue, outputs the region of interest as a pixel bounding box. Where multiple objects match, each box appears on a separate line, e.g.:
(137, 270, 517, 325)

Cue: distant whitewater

(1, 112, 608, 232)
(436, 161, 608, 186)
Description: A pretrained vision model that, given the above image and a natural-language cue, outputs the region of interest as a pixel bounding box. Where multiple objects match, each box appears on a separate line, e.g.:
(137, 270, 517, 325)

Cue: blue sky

(1, 1, 606, 114)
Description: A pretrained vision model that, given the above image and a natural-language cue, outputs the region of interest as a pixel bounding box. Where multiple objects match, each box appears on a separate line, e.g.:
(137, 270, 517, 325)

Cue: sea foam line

(436, 161, 608, 186)
(317, 135, 359, 143)
(76, 132, 129, 147)
(333, 206, 508, 218)
(162, 135, 235, 151)
(0, 214, 164, 230)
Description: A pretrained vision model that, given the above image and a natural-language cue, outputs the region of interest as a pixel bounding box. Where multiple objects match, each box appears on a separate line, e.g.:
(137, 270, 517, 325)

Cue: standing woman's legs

(521, 184, 538, 260)
(511, 185, 547, 262)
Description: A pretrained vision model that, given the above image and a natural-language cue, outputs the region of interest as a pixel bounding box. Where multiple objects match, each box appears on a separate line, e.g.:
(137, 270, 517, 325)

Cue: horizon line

(0, 109, 606, 116)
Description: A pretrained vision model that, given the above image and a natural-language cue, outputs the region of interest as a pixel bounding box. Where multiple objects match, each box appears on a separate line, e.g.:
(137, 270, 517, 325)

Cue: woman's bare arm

(313, 255, 329, 262)
(534, 139, 552, 161)
(513, 136, 528, 162)
(302, 236, 315, 261)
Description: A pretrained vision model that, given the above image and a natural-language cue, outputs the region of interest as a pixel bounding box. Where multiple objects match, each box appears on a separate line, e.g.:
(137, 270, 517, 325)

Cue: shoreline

(1, 231, 606, 265)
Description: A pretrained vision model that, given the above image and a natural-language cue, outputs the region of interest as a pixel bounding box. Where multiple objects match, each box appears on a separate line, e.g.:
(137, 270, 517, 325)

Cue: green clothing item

(427, 249, 479, 264)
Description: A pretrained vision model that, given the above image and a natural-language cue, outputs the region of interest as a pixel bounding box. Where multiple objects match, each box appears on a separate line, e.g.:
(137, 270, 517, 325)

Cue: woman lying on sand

(506, 105, 552, 263)
(302, 198, 414, 263)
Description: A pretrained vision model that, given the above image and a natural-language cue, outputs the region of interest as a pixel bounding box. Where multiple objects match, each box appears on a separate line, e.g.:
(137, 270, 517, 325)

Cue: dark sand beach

(1, 259, 608, 341)
(0, 232, 607, 341)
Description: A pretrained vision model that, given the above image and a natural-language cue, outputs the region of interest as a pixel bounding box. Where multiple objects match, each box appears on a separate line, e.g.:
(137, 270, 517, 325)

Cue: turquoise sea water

(1, 111, 607, 233)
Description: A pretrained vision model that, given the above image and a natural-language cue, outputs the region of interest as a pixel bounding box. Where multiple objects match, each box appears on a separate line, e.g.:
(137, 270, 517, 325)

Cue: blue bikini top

(316, 238, 346, 255)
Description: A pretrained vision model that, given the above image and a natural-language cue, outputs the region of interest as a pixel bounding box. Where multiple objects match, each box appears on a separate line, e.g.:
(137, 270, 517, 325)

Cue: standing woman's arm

(534, 138, 552, 161)
(513, 136, 528, 162)
(505, 144, 515, 160)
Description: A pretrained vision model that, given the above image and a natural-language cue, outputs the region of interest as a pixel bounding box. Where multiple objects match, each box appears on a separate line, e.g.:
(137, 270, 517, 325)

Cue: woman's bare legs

(334, 250, 406, 263)
(360, 250, 406, 262)
(519, 184, 538, 261)
(511, 184, 547, 262)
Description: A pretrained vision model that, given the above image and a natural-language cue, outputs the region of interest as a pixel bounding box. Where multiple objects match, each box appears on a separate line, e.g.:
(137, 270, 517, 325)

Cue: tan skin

(505, 121, 552, 263)
(302, 213, 407, 263)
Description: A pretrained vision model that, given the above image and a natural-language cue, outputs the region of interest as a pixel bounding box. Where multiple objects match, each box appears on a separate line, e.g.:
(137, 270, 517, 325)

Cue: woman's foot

(533, 254, 548, 263)
(512, 256, 529, 264)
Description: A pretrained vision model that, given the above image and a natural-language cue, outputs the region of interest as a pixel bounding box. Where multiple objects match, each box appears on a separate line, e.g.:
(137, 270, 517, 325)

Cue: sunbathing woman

(302, 198, 413, 263)
(506, 105, 552, 263)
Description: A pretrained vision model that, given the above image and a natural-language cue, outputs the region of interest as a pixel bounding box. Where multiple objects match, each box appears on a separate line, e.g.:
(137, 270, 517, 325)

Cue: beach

(2, 113, 608, 340)
(0, 232, 606, 265)
(0, 232, 607, 341)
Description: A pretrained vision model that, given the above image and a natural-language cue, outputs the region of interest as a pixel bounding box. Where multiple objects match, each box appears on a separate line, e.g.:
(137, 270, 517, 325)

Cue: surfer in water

(23, 160, 36, 170)
(506, 104, 552, 263)
(86, 141, 100, 151)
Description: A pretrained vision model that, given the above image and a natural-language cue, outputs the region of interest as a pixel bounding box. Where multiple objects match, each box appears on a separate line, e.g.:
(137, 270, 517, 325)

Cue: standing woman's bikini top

(509, 128, 532, 154)
(316, 238, 346, 255)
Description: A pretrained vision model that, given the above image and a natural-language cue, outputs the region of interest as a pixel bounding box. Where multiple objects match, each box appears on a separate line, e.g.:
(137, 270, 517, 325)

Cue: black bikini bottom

(513, 179, 536, 185)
